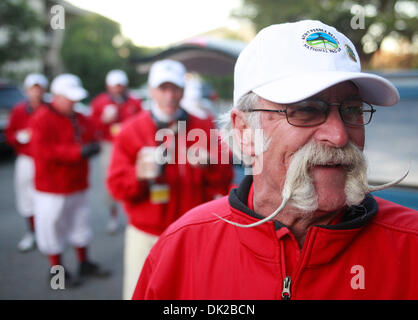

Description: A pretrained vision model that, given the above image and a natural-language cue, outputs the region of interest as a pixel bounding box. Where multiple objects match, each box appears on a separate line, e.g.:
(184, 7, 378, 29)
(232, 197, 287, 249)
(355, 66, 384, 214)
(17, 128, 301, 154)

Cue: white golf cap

(50, 74, 88, 101)
(24, 73, 49, 89)
(148, 59, 186, 88)
(106, 69, 129, 86)
(234, 20, 399, 106)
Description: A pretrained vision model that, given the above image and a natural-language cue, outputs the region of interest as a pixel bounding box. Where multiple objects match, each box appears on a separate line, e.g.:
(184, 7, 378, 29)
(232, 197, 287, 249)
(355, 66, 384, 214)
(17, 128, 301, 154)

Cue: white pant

(100, 141, 117, 208)
(123, 224, 158, 300)
(33, 190, 92, 255)
(14, 155, 35, 218)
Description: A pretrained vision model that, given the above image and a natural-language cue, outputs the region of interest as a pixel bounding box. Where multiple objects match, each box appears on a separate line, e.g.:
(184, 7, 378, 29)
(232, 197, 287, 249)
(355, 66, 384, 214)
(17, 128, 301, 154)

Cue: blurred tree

(0, 0, 43, 69)
(233, 0, 418, 67)
(61, 14, 149, 98)
(202, 74, 234, 100)
(116, 38, 155, 90)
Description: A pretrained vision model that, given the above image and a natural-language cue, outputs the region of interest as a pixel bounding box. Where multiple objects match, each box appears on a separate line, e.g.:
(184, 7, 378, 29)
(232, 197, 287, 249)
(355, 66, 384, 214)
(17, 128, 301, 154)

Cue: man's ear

(231, 110, 255, 158)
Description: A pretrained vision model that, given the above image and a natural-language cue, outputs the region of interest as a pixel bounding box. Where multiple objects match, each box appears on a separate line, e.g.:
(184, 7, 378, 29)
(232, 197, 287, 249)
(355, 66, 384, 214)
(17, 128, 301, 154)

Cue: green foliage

(0, 0, 43, 67)
(61, 15, 123, 97)
(234, 0, 418, 66)
(119, 39, 157, 89)
(61, 14, 151, 98)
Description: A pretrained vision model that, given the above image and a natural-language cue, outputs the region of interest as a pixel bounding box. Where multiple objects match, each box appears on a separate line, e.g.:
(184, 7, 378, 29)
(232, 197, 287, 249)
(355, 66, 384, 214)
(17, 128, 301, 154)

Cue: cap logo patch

(302, 29, 341, 53)
(345, 44, 357, 62)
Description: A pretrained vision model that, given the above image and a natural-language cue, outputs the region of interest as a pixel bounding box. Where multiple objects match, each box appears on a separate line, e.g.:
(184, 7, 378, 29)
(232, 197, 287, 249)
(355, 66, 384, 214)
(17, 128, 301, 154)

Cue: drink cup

(102, 104, 118, 123)
(137, 146, 161, 180)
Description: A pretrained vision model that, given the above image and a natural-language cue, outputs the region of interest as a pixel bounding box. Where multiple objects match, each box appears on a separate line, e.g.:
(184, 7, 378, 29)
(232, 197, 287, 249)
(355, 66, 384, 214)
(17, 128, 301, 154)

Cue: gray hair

(218, 92, 269, 166)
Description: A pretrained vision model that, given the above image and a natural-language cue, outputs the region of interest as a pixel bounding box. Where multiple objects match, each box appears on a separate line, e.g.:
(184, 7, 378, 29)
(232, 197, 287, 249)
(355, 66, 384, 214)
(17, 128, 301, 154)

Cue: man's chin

(162, 104, 179, 115)
(316, 196, 347, 213)
(314, 183, 347, 212)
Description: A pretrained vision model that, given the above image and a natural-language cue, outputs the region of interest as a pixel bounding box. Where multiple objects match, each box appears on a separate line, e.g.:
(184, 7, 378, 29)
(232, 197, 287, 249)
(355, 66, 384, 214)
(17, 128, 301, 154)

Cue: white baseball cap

(106, 69, 129, 87)
(234, 20, 399, 106)
(50, 74, 88, 101)
(148, 59, 186, 89)
(24, 73, 49, 89)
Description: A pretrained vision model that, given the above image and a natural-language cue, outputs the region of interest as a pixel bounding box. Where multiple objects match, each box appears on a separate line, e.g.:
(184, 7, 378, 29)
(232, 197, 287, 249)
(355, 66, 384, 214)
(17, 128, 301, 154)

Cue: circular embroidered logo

(306, 32, 338, 50)
(345, 44, 357, 62)
(302, 29, 341, 53)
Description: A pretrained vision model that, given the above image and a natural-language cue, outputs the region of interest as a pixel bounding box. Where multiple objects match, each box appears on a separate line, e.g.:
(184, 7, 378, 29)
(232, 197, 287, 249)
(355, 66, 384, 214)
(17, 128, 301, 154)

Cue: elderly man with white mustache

(132, 20, 418, 300)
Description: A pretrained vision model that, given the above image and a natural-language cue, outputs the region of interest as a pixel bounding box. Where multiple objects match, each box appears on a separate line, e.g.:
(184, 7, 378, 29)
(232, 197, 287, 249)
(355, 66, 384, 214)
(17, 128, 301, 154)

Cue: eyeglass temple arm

(248, 109, 287, 113)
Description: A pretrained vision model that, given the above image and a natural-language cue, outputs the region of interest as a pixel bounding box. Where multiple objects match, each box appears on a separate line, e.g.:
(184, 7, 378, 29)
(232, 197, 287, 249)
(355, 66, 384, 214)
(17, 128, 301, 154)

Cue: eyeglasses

(247, 99, 376, 127)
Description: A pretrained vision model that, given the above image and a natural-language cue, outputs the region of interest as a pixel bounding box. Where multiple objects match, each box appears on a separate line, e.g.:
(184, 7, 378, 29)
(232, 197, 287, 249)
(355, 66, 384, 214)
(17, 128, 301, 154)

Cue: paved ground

(0, 154, 126, 300)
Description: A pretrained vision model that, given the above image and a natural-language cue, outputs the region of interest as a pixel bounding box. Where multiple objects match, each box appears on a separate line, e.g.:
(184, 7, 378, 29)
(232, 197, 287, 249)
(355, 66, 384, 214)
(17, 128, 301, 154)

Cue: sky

(67, 0, 243, 47)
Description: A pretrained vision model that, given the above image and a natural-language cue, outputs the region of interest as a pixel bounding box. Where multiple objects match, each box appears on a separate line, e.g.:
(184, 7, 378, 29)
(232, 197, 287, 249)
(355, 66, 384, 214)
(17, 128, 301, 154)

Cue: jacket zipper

(279, 240, 292, 300)
(280, 228, 314, 300)
(281, 276, 292, 300)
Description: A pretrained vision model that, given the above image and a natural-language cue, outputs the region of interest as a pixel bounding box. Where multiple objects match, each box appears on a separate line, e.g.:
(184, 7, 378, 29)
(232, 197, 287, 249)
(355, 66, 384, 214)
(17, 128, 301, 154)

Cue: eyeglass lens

(286, 100, 373, 126)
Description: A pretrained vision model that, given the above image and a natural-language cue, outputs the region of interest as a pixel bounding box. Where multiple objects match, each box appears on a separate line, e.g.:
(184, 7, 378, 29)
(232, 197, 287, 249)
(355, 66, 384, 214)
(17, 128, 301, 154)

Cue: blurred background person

(180, 75, 215, 120)
(30, 74, 110, 286)
(90, 69, 142, 235)
(107, 59, 233, 299)
(5, 73, 48, 252)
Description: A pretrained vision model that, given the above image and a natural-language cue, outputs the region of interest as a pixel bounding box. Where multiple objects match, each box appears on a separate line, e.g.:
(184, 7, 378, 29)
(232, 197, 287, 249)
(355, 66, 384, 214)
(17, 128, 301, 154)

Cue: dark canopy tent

(131, 38, 247, 76)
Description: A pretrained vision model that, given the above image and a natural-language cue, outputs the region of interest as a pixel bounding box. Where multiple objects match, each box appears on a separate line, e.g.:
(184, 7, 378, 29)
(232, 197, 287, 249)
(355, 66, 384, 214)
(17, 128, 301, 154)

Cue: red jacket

(5, 101, 45, 156)
(89, 92, 142, 141)
(133, 175, 418, 300)
(106, 110, 233, 236)
(30, 105, 97, 194)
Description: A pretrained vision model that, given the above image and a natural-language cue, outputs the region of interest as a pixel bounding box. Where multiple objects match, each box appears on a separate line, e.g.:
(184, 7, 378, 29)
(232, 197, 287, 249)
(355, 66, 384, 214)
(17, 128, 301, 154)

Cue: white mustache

(213, 143, 410, 228)
(368, 166, 410, 192)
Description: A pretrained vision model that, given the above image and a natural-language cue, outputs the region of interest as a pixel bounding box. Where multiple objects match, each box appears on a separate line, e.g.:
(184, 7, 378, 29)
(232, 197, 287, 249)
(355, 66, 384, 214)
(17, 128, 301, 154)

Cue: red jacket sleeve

(198, 117, 234, 200)
(81, 115, 100, 143)
(5, 107, 20, 150)
(89, 96, 105, 138)
(123, 97, 143, 119)
(132, 256, 156, 299)
(106, 125, 149, 202)
(30, 115, 82, 163)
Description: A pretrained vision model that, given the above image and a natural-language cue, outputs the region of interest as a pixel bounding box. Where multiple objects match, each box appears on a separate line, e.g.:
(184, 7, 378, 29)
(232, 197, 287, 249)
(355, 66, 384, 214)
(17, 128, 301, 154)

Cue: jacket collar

(24, 100, 45, 114)
(228, 175, 378, 265)
(150, 102, 188, 130)
(106, 92, 128, 105)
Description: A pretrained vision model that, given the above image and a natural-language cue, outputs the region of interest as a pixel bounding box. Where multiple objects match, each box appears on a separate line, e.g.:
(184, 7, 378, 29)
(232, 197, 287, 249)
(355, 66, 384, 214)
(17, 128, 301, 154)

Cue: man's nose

(314, 107, 349, 148)
(165, 88, 177, 100)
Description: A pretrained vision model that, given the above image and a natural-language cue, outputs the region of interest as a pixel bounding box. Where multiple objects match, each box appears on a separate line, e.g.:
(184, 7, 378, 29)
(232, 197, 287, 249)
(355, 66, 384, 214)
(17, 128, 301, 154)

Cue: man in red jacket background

(31, 74, 110, 287)
(5, 73, 48, 252)
(90, 69, 142, 235)
(107, 59, 233, 299)
(133, 21, 418, 300)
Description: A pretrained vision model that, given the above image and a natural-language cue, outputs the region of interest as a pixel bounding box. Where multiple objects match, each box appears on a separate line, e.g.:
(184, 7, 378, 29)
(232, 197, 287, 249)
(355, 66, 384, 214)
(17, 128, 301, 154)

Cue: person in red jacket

(107, 59, 233, 299)
(133, 21, 418, 300)
(5, 73, 48, 252)
(30, 74, 110, 287)
(90, 70, 142, 235)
